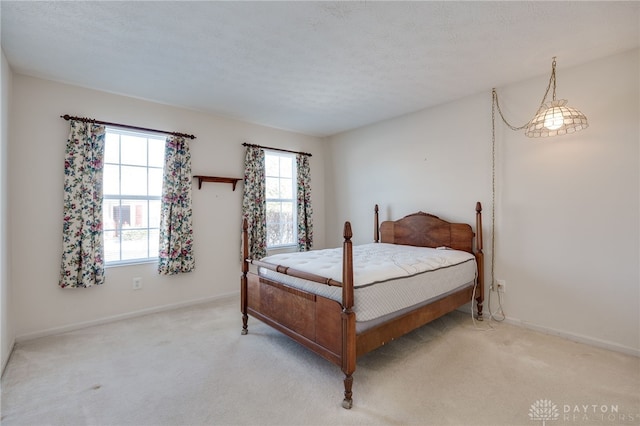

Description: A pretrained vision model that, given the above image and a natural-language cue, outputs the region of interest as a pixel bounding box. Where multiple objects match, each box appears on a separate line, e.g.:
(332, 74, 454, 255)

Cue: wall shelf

(193, 176, 242, 191)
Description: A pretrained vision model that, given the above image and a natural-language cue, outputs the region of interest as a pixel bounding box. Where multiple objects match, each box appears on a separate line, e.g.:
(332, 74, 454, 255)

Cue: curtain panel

(158, 135, 195, 275)
(296, 154, 313, 251)
(241, 146, 267, 260)
(59, 120, 106, 288)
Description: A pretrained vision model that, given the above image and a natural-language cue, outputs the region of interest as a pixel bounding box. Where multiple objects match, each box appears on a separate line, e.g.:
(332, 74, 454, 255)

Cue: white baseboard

(456, 305, 639, 357)
(502, 316, 640, 358)
(1, 338, 16, 378)
(15, 292, 240, 343)
(14, 293, 639, 357)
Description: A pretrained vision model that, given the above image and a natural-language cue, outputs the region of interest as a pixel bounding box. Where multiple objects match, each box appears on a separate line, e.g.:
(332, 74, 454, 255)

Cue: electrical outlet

(132, 277, 142, 290)
(496, 279, 506, 293)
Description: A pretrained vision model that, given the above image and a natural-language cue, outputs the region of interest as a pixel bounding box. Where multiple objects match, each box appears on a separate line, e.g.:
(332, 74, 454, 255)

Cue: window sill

(266, 245, 298, 256)
(105, 259, 158, 268)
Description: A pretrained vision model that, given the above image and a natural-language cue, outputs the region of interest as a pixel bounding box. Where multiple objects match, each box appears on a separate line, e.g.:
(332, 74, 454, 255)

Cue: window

(265, 151, 297, 248)
(103, 128, 165, 265)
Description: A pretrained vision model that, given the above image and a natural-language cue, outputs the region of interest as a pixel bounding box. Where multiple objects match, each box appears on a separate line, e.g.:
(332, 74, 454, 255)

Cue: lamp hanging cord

(492, 56, 557, 130)
(487, 57, 562, 323)
(489, 92, 506, 323)
(492, 89, 529, 131)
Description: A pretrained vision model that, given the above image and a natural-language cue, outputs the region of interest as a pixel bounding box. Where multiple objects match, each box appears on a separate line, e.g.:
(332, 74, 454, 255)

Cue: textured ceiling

(2, 1, 639, 136)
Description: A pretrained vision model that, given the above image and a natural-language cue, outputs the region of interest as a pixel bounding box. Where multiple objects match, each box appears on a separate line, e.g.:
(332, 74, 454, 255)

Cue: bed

(240, 202, 484, 409)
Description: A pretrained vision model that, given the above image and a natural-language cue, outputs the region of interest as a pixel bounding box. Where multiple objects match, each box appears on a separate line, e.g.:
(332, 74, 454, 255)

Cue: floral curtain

(59, 120, 106, 288)
(241, 146, 266, 260)
(296, 154, 313, 251)
(158, 135, 195, 275)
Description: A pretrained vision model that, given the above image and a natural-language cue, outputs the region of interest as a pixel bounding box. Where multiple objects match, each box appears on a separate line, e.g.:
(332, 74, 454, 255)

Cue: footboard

(245, 272, 344, 365)
(241, 219, 357, 408)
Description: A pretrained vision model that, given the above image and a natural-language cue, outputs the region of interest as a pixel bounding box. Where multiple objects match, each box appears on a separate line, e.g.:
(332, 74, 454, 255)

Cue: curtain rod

(242, 142, 311, 157)
(60, 115, 196, 140)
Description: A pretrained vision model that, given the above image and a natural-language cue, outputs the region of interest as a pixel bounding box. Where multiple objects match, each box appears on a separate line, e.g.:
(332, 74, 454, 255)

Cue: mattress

(257, 243, 477, 323)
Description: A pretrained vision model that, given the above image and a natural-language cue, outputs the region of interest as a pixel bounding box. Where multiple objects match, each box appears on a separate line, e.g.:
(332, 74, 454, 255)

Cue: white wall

(326, 49, 639, 355)
(324, 94, 491, 246)
(1, 49, 15, 372)
(9, 75, 326, 340)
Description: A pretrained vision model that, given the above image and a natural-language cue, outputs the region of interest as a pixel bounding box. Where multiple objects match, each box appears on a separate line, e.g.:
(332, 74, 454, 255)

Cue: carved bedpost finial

(343, 221, 353, 240)
(242, 218, 248, 231)
(476, 202, 482, 214)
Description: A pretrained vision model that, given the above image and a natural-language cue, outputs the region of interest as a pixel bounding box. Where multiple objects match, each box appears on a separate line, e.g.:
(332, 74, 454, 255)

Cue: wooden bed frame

(241, 202, 484, 409)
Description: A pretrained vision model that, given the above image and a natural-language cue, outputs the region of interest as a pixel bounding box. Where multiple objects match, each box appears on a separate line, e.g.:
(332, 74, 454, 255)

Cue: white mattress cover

(257, 243, 477, 322)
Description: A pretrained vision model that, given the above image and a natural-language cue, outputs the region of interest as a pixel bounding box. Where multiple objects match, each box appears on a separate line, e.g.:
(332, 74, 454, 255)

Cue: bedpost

(374, 204, 379, 243)
(475, 202, 484, 321)
(241, 218, 249, 335)
(341, 221, 356, 409)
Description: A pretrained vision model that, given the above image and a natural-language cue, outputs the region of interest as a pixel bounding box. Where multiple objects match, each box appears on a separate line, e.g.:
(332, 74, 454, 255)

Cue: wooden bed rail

(249, 259, 343, 287)
(242, 216, 359, 290)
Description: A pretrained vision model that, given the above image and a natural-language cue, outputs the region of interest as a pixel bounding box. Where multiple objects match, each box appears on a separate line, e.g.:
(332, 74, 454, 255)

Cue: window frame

(102, 127, 165, 267)
(264, 150, 297, 250)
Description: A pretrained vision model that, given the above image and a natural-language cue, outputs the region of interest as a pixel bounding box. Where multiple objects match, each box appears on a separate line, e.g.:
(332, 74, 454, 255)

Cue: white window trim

(265, 150, 297, 249)
(103, 127, 164, 266)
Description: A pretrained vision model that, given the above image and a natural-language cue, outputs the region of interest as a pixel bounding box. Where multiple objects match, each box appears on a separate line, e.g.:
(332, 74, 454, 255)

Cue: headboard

(378, 210, 475, 254)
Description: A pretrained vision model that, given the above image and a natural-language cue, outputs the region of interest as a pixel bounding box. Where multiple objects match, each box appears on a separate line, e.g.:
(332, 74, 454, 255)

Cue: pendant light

(524, 57, 589, 138)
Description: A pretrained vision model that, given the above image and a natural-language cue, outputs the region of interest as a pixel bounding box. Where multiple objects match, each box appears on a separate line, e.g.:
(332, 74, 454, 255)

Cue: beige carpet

(1, 296, 638, 426)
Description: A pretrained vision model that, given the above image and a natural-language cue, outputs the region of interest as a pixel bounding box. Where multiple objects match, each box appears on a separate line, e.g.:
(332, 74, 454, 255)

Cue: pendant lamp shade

(494, 57, 589, 139)
(525, 99, 589, 138)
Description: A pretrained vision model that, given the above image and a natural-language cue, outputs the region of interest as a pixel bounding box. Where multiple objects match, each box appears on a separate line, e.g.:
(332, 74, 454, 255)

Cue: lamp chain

(492, 89, 528, 131)
(550, 57, 557, 101)
(492, 57, 557, 131)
